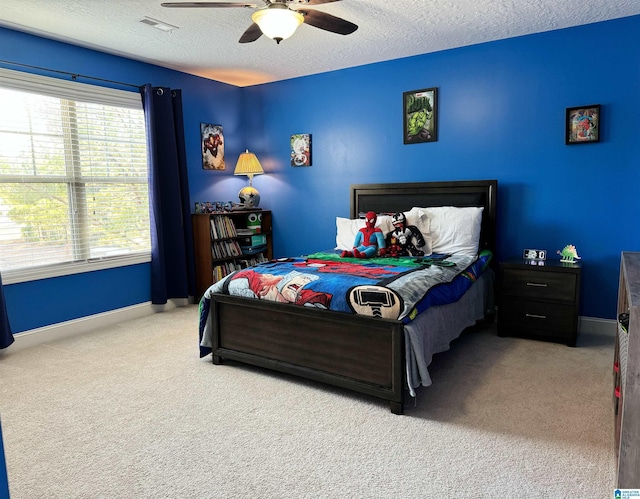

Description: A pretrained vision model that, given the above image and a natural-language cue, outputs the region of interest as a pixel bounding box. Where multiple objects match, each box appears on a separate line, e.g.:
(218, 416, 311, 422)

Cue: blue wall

(1, 15, 639, 331)
(212, 15, 640, 320)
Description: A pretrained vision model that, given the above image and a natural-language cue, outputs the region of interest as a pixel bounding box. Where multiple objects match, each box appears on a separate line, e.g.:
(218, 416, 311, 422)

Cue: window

(0, 68, 150, 284)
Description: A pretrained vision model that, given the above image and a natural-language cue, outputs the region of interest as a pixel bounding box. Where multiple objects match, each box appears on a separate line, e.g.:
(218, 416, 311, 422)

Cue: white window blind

(0, 68, 151, 284)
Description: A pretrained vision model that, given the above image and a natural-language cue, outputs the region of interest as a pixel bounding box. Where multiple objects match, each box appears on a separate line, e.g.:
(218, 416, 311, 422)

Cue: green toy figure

(557, 244, 581, 263)
(246, 212, 262, 234)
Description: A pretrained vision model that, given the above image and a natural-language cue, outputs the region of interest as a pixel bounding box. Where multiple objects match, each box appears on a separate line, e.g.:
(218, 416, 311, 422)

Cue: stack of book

(211, 239, 243, 260)
(209, 216, 238, 239)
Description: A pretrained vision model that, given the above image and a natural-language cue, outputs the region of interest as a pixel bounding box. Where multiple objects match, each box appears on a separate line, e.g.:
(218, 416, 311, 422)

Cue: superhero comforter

(199, 250, 492, 357)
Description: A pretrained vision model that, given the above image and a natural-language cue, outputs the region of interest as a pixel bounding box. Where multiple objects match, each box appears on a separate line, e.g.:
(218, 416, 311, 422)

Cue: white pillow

(417, 206, 483, 257)
(335, 211, 431, 254)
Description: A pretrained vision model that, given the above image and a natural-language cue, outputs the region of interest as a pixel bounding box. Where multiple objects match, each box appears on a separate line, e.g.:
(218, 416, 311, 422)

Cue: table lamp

(234, 149, 264, 209)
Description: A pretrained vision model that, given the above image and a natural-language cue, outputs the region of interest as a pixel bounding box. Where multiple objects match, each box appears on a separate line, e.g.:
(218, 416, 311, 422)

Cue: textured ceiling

(1, 0, 639, 87)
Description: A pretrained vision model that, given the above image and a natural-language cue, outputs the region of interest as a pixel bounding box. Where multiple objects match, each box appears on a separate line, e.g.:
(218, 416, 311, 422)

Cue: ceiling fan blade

(239, 23, 263, 43)
(298, 9, 357, 35)
(161, 2, 257, 8)
(302, 0, 342, 4)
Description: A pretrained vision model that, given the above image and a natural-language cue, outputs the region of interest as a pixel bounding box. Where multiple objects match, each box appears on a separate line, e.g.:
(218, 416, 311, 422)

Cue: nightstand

(498, 259, 582, 346)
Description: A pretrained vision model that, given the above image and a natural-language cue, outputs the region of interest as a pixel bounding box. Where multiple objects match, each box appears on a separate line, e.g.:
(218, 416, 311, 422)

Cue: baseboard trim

(580, 315, 616, 337)
(7, 298, 191, 352)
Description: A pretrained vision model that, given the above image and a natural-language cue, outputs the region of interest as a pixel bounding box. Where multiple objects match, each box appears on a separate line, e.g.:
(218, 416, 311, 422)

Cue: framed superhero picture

(565, 104, 600, 144)
(201, 123, 225, 170)
(291, 133, 311, 166)
(403, 87, 438, 144)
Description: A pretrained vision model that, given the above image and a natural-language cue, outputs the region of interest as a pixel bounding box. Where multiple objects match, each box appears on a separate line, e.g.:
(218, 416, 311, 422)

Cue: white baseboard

(6, 298, 191, 352)
(580, 315, 616, 337)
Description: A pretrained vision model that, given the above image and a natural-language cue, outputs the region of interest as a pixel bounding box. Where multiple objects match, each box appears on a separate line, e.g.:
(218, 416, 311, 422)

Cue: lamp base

(238, 186, 261, 209)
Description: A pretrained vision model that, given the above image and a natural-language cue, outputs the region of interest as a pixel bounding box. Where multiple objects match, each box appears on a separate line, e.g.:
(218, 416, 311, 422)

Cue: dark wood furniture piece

(192, 210, 273, 301)
(497, 260, 582, 346)
(206, 180, 497, 414)
(614, 252, 640, 488)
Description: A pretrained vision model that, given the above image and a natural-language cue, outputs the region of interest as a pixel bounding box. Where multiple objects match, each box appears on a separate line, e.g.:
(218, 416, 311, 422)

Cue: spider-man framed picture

(566, 104, 600, 144)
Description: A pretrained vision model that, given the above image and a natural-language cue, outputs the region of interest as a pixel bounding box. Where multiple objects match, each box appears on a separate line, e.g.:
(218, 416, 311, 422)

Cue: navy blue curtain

(141, 85, 195, 304)
(0, 272, 13, 349)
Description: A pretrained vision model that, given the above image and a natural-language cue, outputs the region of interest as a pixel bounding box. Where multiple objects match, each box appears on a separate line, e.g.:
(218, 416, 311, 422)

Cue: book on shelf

(212, 260, 241, 283)
(209, 216, 238, 240)
(211, 240, 243, 260)
(237, 253, 267, 268)
(211, 253, 268, 283)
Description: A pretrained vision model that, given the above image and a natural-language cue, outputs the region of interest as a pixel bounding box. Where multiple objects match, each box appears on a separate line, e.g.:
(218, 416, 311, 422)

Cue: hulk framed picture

(403, 87, 438, 144)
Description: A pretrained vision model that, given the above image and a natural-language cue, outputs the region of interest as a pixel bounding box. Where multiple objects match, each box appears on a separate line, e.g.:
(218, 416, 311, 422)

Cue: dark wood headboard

(350, 180, 497, 254)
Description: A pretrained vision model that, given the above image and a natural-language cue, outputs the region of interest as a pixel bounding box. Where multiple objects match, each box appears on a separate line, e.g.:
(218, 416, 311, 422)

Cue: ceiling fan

(161, 0, 358, 44)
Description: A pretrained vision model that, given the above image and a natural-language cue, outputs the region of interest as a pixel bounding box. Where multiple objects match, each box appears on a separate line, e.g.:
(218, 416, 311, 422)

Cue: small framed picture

(291, 133, 311, 166)
(403, 87, 438, 144)
(566, 104, 600, 144)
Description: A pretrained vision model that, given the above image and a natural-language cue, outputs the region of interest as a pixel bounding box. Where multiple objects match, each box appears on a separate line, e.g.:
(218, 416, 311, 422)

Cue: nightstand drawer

(499, 297, 577, 333)
(501, 269, 577, 303)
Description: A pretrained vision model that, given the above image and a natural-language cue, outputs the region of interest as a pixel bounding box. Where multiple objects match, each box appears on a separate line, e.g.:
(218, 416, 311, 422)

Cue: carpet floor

(0, 305, 616, 498)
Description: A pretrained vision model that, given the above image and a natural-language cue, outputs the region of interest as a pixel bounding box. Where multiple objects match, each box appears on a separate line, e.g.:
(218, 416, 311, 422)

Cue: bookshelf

(192, 210, 272, 300)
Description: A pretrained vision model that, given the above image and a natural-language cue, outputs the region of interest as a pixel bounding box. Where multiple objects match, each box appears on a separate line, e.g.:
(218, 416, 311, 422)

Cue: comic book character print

(293, 259, 400, 279)
(226, 269, 331, 308)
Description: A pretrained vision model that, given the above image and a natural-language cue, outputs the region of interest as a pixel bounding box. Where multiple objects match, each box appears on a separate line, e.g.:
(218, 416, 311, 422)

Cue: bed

(199, 180, 497, 414)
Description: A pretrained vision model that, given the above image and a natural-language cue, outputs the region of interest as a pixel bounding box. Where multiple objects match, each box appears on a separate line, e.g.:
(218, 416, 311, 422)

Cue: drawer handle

(526, 282, 548, 287)
(526, 313, 547, 319)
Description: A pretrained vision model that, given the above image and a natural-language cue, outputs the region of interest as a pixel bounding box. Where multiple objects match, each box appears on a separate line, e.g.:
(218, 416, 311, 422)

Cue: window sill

(2, 253, 151, 285)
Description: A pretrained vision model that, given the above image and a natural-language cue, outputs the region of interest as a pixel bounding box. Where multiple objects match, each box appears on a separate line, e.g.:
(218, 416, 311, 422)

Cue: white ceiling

(1, 0, 639, 87)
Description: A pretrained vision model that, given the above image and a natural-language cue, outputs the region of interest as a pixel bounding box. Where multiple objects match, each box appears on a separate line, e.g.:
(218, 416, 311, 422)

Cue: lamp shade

(252, 6, 303, 43)
(234, 149, 264, 179)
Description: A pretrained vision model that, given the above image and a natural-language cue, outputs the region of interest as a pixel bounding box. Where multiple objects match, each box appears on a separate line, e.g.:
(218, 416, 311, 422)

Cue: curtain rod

(0, 59, 141, 89)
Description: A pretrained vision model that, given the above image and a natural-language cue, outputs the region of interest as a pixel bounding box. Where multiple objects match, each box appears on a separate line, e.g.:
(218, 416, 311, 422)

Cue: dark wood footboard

(210, 294, 406, 414)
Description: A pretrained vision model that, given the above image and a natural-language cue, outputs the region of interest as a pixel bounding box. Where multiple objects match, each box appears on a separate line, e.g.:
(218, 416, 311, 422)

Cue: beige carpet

(0, 305, 616, 498)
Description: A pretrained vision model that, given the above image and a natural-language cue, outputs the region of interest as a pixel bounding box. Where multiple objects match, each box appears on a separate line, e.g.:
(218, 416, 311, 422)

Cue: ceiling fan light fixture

(252, 6, 304, 44)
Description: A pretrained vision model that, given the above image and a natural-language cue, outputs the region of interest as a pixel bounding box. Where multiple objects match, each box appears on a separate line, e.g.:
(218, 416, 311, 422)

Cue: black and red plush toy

(385, 212, 425, 257)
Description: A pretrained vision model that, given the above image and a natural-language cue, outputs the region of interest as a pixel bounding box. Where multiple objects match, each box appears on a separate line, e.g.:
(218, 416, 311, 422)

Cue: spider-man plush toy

(341, 211, 386, 258)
